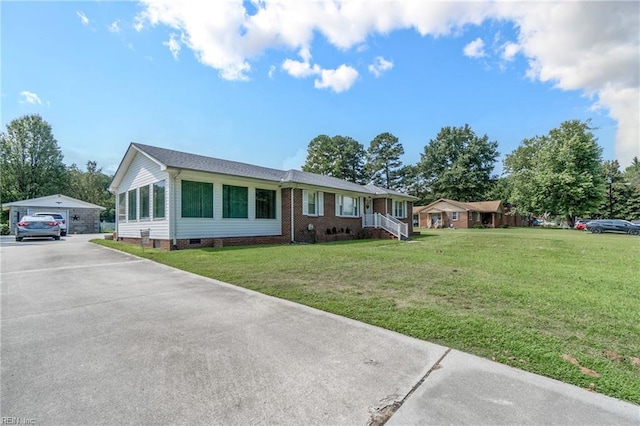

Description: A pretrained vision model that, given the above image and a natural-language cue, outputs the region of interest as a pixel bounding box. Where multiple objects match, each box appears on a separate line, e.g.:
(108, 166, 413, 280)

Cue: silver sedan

(15, 215, 61, 241)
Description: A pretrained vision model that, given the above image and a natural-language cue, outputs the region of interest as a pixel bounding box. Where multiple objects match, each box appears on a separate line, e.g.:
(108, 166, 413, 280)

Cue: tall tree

(504, 119, 604, 225)
(302, 134, 367, 183)
(66, 161, 115, 221)
(618, 157, 640, 220)
(366, 132, 404, 189)
(0, 114, 67, 202)
(418, 124, 499, 202)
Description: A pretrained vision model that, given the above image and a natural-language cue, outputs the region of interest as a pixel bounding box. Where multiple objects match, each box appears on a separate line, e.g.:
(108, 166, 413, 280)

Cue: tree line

(1, 114, 115, 221)
(2, 114, 639, 227)
(302, 120, 640, 225)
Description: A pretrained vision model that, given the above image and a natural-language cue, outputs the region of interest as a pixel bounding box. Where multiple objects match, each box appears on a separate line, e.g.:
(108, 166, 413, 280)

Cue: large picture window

(153, 181, 165, 219)
(118, 193, 126, 221)
(223, 185, 248, 218)
(337, 195, 359, 217)
(181, 180, 213, 218)
(140, 185, 150, 220)
(128, 189, 137, 221)
(255, 189, 276, 219)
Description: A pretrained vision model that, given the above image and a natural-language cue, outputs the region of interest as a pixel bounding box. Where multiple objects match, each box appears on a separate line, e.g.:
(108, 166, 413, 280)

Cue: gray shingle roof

(131, 143, 415, 199)
(133, 143, 286, 182)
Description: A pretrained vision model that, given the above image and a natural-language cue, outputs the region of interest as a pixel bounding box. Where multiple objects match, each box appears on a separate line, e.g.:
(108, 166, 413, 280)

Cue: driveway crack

(367, 348, 452, 426)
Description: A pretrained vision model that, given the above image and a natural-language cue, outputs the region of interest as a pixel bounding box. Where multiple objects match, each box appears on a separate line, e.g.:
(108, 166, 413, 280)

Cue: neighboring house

(2, 194, 106, 234)
(108, 143, 416, 250)
(413, 198, 527, 229)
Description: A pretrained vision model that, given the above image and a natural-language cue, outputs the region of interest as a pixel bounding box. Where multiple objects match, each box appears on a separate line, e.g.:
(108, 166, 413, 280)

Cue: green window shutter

(223, 185, 248, 218)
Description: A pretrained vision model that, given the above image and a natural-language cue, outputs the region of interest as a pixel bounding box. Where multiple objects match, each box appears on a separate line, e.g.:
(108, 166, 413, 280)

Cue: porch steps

(380, 229, 410, 241)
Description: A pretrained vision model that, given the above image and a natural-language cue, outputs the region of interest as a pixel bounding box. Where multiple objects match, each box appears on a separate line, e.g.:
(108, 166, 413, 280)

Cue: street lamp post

(607, 177, 613, 219)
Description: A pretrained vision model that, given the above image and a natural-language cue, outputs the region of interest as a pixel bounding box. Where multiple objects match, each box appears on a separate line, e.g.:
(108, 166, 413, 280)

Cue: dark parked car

(15, 215, 61, 241)
(586, 219, 640, 235)
(33, 212, 67, 236)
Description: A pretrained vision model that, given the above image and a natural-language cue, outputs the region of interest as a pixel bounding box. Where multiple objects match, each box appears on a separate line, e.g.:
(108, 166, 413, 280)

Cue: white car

(33, 212, 67, 236)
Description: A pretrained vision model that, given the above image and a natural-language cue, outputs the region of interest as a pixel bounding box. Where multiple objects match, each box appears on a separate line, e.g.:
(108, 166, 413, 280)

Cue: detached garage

(2, 194, 105, 235)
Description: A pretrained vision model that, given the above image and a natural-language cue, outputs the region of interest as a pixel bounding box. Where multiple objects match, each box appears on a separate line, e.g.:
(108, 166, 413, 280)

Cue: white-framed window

(393, 200, 406, 218)
(336, 195, 360, 217)
(140, 185, 150, 220)
(451, 211, 459, 221)
(118, 192, 126, 222)
(302, 190, 323, 216)
(128, 189, 137, 221)
(153, 181, 166, 219)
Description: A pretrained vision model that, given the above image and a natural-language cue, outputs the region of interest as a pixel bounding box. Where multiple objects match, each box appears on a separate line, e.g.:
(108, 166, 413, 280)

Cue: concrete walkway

(1, 234, 638, 425)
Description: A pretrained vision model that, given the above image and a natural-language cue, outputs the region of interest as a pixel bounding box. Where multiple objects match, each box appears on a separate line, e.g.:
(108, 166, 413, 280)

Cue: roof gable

(1, 194, 106, 210)
(415, 198, 503, 213)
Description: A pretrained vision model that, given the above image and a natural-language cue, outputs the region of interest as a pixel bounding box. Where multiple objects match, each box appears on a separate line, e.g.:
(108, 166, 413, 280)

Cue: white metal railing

(362, 213, 409, 240)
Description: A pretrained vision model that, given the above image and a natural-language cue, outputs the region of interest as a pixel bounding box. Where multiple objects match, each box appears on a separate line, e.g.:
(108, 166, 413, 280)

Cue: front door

(431, 213, 441, 227)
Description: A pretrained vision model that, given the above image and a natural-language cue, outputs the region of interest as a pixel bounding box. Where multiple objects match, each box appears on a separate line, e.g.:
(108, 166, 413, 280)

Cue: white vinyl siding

(173, 171, 281, 239)
(114, 152, 170, 239)
(302, 190, 323, 216)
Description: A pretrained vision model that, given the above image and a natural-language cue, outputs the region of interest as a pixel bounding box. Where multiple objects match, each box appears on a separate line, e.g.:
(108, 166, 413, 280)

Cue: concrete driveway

(1, 235, 638, 425)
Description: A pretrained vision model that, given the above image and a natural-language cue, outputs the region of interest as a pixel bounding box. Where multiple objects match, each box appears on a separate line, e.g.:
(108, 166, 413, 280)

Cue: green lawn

(93, 228, 640, 404)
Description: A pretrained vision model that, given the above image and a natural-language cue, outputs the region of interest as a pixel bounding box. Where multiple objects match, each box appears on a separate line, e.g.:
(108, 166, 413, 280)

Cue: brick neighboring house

(2, 194, 106, 234)
(413, 198, 528, 229)
(109, 143, 416, 250)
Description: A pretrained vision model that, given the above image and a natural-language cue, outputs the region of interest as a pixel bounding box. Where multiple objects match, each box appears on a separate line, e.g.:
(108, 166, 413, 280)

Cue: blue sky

(2, 1, 638, 176)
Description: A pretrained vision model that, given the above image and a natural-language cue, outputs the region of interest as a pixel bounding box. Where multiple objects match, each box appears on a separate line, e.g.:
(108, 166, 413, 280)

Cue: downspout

(290, 187, 295, 242)
(171, 169, 181, 249)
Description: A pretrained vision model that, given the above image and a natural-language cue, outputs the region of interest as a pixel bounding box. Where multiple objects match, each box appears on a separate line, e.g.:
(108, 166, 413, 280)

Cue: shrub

(0, 223, 9, 235)
(356, 228, 372, 239)
(499, 224, 510, 229)
(473, 224, 485, 229)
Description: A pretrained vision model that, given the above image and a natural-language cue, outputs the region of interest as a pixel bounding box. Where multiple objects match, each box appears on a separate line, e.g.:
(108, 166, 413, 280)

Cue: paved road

(1, 235, 638, 425)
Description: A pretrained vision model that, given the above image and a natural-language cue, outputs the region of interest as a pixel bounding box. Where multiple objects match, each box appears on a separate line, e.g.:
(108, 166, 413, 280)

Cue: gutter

(290, 187, 295, 242)
(170, 169, 181, 249)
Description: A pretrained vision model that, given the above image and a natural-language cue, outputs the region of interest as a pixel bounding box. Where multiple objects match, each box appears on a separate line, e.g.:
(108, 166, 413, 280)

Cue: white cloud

(463, 37, 486, 58)
(20, 91, 42, 105)
(109, 20, 121, 33)
(368, 56, 393, 77)
(76, 11, 89, 26)
(268, 65, 276, 79)
(133, 1, 639, 164)
(501, 42, 519, 62)
(163, 33, 181, 60)
(281, 48, 357, 92)
(282, 58, 320, 78)
(314, 65, 359, 93)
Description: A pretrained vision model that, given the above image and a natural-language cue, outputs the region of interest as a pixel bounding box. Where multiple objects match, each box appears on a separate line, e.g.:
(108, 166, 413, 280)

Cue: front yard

(94, 227, 640, 404)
